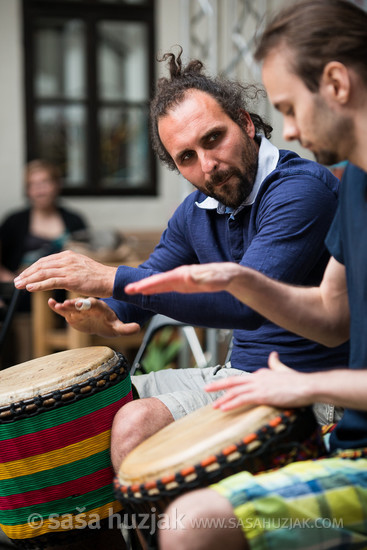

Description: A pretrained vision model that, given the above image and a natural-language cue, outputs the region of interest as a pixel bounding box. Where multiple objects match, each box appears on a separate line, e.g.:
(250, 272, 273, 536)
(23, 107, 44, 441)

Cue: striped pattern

(212, 452, 367, 549)
(0, 373, 132, 541)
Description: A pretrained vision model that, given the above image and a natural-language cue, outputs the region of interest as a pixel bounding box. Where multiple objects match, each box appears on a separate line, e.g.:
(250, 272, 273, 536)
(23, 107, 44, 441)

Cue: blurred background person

(0, 159, 88, 366)
(0, 159, 88, 280)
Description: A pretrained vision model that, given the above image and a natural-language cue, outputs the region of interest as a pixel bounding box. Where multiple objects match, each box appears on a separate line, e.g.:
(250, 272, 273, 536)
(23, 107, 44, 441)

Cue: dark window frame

(22, 0, 157, 197)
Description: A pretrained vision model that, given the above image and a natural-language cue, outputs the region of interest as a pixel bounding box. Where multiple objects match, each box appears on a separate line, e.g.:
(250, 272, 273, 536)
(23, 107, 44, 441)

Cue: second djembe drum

(116, 403, 325, 549)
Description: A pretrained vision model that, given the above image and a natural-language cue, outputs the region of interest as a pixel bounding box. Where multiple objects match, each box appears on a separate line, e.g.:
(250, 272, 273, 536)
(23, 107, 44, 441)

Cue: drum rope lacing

(0, 353, 129, 423)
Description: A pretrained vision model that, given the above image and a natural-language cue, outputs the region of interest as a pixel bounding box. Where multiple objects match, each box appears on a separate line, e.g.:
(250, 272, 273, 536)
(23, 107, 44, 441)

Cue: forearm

(228, 264, 350, 347)
(304, 369, 367, 411)
(206, 355, 365, 412)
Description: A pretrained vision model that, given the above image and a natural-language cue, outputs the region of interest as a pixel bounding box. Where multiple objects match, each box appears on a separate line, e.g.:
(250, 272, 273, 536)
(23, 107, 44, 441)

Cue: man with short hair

(125, 2, 367, 548)
(15, 48, 346, 472)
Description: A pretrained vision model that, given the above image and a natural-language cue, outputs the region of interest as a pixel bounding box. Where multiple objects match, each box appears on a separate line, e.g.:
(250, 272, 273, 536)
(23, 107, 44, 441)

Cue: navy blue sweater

(106, 149, 349, 372)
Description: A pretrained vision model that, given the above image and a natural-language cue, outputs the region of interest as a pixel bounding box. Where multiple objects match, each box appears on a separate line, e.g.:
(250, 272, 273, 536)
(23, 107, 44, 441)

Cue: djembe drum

(115, 403, 325, 549)
(0, 346, 132, 549)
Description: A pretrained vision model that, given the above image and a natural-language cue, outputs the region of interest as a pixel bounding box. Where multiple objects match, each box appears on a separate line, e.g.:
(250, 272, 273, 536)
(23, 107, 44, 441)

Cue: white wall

(0, 1, 25, 220)
(0, 0, 311, 235)
(0, 0, 185, 233)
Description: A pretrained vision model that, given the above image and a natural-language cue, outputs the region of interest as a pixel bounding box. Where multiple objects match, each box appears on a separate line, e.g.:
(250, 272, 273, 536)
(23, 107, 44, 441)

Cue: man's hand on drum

(206, 352, 313, 411)
(48, 296, 140, 337)
(14, 250, 117, 298)
(125, 262, 243, 295)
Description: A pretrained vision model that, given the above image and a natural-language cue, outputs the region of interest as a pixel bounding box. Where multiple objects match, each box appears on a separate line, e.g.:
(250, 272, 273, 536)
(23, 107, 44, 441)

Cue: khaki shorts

(132, 367, 342, 425)
(132, 365, 245, 420)
(312, 403, 344, 425)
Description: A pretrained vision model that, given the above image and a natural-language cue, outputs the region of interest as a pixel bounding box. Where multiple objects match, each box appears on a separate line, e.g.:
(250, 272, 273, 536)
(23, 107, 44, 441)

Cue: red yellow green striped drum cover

(0, 346, 132, 547)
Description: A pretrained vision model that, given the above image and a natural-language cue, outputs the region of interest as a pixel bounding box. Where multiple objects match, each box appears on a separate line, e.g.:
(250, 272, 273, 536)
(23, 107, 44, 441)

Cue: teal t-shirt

(325, 163, 367, 450)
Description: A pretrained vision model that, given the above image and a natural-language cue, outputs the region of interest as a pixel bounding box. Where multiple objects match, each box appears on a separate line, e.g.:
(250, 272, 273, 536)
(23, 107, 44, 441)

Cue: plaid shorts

(211, 449, 367, 550)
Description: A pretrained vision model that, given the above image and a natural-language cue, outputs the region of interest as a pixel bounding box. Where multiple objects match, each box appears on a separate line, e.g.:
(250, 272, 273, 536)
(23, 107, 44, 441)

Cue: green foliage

(140, 327, 183, 373)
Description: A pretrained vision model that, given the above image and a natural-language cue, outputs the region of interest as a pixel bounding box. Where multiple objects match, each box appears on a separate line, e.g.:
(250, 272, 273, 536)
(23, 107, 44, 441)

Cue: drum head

(118, 403, 287, 486)
(0, 346, 118, 404)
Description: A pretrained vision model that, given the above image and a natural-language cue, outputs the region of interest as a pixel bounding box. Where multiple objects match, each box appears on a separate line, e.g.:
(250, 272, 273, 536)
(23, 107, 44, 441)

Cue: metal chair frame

(130, 314, 210, 375)
(0, 284, 22, 365)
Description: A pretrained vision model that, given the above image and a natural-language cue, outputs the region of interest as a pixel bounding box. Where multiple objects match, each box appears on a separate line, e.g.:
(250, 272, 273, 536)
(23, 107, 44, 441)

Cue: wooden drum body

(0, 346, 132, 549)
(116, 403, 325, 548)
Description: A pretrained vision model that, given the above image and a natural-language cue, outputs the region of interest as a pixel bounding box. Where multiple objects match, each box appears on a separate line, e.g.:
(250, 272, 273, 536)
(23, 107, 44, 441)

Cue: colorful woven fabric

(321, 423, 338, 436)
(212, 451, 367, 549)
(0, 366, 132, 541)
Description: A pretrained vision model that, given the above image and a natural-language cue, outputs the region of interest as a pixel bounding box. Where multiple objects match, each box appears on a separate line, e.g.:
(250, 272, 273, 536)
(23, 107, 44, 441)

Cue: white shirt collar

(195, 137, 280, 212)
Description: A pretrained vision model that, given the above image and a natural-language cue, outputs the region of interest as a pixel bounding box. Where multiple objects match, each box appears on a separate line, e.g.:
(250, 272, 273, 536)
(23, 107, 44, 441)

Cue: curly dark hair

(150, 47, 272, 171)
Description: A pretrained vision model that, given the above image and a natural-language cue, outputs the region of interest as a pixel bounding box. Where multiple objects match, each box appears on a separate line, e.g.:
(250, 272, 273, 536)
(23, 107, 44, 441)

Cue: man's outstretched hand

(205, 352, 312, 411)
(14, 250, 117, 298)
(125, 262, 243, 295)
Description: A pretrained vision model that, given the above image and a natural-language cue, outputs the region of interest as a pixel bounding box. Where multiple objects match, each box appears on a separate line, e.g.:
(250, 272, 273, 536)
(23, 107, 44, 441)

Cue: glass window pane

(34, 19, 86, 99)
(99, 106, 150, 188)
(35, 105, 87, 187)
(97, 21, 148, 101)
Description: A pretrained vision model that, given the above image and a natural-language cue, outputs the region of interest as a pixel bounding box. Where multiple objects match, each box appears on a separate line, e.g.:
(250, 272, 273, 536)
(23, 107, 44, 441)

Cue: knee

(112, 399, 150, 437)
(159, 492, 200, 550)
(159, 489, 246, 550)
(111, 399, 157, 455)
(111, 397, 173, 472)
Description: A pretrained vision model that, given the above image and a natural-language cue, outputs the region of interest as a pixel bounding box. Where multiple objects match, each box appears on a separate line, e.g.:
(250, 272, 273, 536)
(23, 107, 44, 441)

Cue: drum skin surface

(119, 403, 282, 485)
(0, 346, 116, 404)
(117, 402, 325, 499)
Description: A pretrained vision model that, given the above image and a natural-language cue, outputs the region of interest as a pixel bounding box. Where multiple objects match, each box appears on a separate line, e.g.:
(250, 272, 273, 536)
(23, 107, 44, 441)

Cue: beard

(204, 166, 257, 208)
(313, 150, 341, 167)
(309, 97, 355, 167)
(204, 134, 259, 209)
